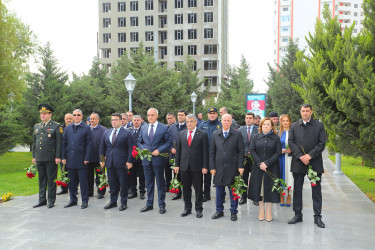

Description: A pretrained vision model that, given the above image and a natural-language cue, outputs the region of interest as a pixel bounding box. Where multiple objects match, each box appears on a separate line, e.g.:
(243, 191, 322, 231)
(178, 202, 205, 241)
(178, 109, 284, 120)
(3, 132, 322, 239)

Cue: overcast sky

(8, 0, 274, 92)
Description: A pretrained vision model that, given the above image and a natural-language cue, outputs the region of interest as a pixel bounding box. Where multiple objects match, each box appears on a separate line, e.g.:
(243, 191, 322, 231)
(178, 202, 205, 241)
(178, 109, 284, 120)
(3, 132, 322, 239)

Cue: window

(204, 44, 217, 54)
(145, 15, 153, 26)
(101, 48, 111, 58)
(354, 4, 358, 8)
(204, 60, 218, 70)
(160, 47, 167, 59)
(118, 48, 126, 57)
(103, 33, 111, 43)
(188, 0, 197, 7)
(204, 12, 213, 22)
(160, 1, 167, 12)
(192, 61, 197, 71)
(145, 0, 153, 10)
(204, 76, 218, 87)
(118, 2, 126, 12)
(118, 17, 126, 27)
(175, 30, 183, 40)
(204, 28, 213, 39)
(354, 12, 358, 16)
(145, 31, 154, 41)
(160, 31, 167, 43)
(188, 13, 197, 23)
(118, 32, 126, 42)
(160, 16, 167, 28)
(188, 29, 197, 39)
(281, 27, 289, 32)
(131, 47, 138, 53)
(188, 45, 196, 55)
(130, 1, 138, 11)
(204, 0, 213, 7)
(175, 46, 183, 56)
(175, 61, 183, 71)
(175, 14, 183, 24)
(160, 62, 166, 67)
(130, 32, 139, 42)
(282, 38, 288, 42)
(130, 16, 138, 26)
(175, 0, 183, 8)
(103, 3, 111, 12)
(103, 18, 111, 28)
(281, 15, 290, 22)
(145, 47, 153, 53)
(282, 7, 288, 11)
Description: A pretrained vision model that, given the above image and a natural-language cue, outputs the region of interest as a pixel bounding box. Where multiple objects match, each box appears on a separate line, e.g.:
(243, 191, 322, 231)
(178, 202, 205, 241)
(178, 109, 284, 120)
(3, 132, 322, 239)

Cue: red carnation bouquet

(95, 166, 102, 173)
(168, 159, 183, 194)
(265, 170, 291, 194)
(25, 164, 37, 179)
(230, 175, 248, 201)
(98, 155, 109, 191)
(55, 164, 70, 188)
(132, 146, 169, 161)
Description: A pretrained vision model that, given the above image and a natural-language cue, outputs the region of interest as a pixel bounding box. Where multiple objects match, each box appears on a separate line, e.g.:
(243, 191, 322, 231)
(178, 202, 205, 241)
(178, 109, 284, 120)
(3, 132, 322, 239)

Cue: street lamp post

(124, 73, 137, 111)
(190, 92, 197, 115)
(7, 91, 15, 112)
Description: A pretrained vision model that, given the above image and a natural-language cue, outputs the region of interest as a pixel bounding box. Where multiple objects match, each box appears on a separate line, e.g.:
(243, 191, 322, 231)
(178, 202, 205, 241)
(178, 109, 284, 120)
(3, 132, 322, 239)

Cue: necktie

(247, 126, 251, 142)
(224, 131, 228, 138)
(41, 123, 46, 130)
(112, 129, 117, 145)
(149, 124, 154, 143)
(188, 131, 193, 147)
(134, 129, 138, 134)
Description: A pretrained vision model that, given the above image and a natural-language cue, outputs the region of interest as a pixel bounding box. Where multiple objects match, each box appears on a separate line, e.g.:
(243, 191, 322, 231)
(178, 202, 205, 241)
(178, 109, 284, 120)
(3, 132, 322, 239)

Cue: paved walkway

(1, 151, 374, 249)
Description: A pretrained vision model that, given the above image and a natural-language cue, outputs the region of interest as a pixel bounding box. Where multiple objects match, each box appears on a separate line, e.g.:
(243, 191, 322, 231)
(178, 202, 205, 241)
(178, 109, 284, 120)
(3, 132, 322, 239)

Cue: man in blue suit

(62, 109, 93, 209)
(100, 113, 133, 211)
(137, 108, 172, 214)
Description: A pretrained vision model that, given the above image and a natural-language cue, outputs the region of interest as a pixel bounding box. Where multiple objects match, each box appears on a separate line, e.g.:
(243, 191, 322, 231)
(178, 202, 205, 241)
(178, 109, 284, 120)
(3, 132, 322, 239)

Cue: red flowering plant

(95, 166, 102, 173)
(98, 155, 109, 191)
(25, 164, 37, 179)
(132, 146, 169, 161)
(302, 148, 320, 187)
(230, 175, 247, 201)
(55, 164, 70, 188)
(169, 159, 183, 194)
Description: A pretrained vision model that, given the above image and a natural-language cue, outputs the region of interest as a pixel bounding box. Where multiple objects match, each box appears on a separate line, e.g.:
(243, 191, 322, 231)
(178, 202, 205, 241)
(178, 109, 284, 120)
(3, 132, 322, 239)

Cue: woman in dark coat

(248, 117, 282, 222)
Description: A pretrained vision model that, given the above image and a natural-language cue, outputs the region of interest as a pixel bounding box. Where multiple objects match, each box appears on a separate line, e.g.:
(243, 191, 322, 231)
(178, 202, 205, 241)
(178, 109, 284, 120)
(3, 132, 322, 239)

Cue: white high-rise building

(98, 0, 228, 96)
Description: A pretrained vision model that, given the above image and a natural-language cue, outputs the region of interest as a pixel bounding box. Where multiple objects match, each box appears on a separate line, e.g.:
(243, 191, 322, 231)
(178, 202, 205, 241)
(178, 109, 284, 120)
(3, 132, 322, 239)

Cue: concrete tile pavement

(1, 150, 374, 249)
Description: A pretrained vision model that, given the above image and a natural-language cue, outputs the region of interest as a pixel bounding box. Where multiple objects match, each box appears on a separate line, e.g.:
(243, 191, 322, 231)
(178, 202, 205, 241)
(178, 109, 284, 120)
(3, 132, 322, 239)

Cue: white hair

(147, 108, 159, 115)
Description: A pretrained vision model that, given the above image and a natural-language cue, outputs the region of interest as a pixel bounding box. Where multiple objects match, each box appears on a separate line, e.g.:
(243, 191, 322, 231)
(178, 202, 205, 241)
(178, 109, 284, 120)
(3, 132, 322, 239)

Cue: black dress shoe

(33, 201, 47, 208)
(314, 217, 325, 228)
(64, 201, 77, 208)
(159, 207, 166, 214)
(172, 194, 182, 200)
(239, 197, 247, 205)
(104, 202, 117, 209)
(140, 193, 145, 200)
(57, 190, 68, 195)
(47, 203, 54, 209)
(97, 194, 104, 199)
(180, 210, 191, 217)
(253, 201, 259, 206)
(231, 213, 237, 221)
(81, 202, 88, 209)
(288, 215, 303, 224)
(196, 211, 203, 218)
(203, 195, 211, 202)
(119, 204, 127, 211)
(212, 211, 224, 219)
(140, 205, 153, 212)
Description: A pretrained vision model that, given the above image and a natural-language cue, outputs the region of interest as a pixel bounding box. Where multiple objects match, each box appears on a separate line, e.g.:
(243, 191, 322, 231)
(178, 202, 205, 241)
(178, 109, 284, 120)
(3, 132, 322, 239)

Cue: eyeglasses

(73, 114, 82, 116)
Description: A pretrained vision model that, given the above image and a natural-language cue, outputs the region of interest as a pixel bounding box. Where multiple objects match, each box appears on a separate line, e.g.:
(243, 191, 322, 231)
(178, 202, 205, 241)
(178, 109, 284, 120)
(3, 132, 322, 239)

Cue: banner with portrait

(246, 94, 266, 119)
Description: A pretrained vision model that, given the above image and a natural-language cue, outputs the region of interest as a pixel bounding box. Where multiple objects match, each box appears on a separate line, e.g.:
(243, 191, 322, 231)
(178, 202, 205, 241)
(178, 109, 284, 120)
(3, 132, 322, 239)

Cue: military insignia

(35, 129, 38, 134)
(59, 127, 63, 134)
(48, 134, 52, 138)
(216, 125, 221, 129)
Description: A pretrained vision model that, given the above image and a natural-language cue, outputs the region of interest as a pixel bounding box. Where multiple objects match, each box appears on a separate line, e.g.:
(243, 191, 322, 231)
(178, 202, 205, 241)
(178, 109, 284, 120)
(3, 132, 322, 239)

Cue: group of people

(32, 103, 326, 228)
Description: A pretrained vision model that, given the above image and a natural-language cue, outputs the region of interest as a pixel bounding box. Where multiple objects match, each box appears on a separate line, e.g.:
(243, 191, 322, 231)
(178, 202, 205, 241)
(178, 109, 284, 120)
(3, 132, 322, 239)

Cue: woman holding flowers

(248, 117, 282, 222)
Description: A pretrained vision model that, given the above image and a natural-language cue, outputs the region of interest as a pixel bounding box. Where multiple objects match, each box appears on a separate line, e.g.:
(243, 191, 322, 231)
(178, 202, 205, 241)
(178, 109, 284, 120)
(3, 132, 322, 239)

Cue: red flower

(56, 180, 61, 186)
(96, 168, 101, 173)
(311, 182, 316, 187)
(232, 188, 235, 191)
(31, 173, 35, 177)
(106, 184, 109, 187)
(172, 188, 175, 192)
(133, 146, 136, 150)
(287, 186, 291, 190)
(128, 171, 131, 175)
(62, 182, 68, 188)
(233, 198, 236, 201)
(175, 189, 180, 194)
(132, 149, 138, 158)
(282, 192, 286, 196)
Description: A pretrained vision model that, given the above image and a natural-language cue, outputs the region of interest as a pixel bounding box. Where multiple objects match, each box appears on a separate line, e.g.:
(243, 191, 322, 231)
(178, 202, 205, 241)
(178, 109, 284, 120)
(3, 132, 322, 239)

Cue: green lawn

(329, 155, 375, 203)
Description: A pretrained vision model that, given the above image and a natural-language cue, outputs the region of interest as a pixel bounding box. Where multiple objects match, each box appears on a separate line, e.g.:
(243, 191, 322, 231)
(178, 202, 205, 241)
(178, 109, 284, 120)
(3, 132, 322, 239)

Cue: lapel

(181, 130, 189, 146)
(190, 129, 199, 147)
(116, 127, 124, 144)
(151, 123, 160, 142)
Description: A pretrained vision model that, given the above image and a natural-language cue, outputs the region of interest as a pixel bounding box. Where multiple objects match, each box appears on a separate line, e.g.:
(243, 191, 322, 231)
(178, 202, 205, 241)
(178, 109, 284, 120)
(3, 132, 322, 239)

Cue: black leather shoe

(128, 193, 137, 199)
(57, 190, 68, 195)
(119, 204, 127, 211)
(239, 196, 247, 205)
(64, 201, 77, 208)
(81, 202, 88, 209)
(196, 211, 203, 218)
(288, 215, 303, 224)
(140, 193, 145, 200)
(140, 205, 153, 212)
(180, 210, 191, 217)
(97, 194, 104, 199)
(47, 203, 54, 209)
(212, 211, 224, 219)
(172, 194, 182, 200)
(104, 202, 117, 209)
(314, 217, 325, 228)
(159, 207, 166, 214)
(203, 195, 211, 202)
(253, 201, 259, 206)
(231, 213, 237, 221)
(33, 201, 47, 208)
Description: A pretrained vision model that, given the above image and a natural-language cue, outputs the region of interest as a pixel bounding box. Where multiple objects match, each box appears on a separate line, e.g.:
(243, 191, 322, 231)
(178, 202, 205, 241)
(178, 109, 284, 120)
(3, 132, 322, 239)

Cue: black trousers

(87, 162, 106, 196)
(164, 162, 172, 191)
(36, 161, 57, 204)
(292, 172, 322, 218)
(181, 169, 203, 212)
(107, 166, 128, 205)
(242, 157, 252, 196)
(68, 168, 89, 203)
(129, 161, 145, 194)
(203, 171, 211, 196)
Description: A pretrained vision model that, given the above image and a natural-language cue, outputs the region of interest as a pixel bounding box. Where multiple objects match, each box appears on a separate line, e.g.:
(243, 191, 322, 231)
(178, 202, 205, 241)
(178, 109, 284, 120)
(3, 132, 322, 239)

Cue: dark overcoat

(248, 132, 282, 203)
(209, 129, 244, 186)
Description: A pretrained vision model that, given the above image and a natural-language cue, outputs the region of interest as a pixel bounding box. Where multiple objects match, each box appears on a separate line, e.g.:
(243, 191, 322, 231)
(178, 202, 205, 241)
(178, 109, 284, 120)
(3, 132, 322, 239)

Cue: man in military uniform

(198, 107, 222, 202)
(32, 103, 63, 208)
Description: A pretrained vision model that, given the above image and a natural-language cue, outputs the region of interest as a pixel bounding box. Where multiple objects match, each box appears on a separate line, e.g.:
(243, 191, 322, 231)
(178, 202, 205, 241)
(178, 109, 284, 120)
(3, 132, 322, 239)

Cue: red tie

(188, 131, 193, 147)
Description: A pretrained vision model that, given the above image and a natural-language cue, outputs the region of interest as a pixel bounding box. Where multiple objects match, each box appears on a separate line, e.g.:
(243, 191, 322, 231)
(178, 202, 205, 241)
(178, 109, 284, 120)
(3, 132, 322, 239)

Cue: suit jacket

(137, 122, 172, 166)
(175, 129, 208, 172)
(62, 122, 93, 169)
(99, 127, 133, 168)
(288, 118, 326, 173)
(129, 125, 143, 163)
(239, 124, 259, 154)
(32, 120, 63, 161)
(209, 129, 244, 186)
(90, 124, 107, 162)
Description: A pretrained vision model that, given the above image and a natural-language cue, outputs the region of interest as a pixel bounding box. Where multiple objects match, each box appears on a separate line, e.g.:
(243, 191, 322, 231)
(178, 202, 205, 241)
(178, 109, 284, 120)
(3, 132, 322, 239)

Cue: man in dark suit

(238, 112, 259, 205)
(210, 114, 244, 221)
(288, 104, 326, 228)
(88, 112, 107, 199)
(100, 113, 133, 211)
(128, 115, 146, 200)
(175, 114, 208, 218)
(164, 112, 176, 191)
(32, 103, 63, 208)
(137, 108, 172, 214)
(62, 109, 93, 209)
